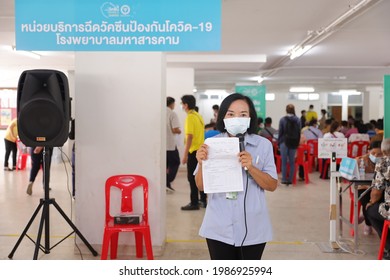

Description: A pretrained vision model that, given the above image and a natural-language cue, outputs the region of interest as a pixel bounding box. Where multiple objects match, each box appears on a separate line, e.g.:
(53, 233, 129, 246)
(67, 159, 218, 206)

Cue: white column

(74, 52, 166, 255)
(366, 86, 384, 121)
(166, 68, 194, 162)
(341, 93, 349, 121)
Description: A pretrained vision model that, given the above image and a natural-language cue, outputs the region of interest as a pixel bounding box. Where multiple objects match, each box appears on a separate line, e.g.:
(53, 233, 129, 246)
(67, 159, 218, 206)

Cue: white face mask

(223, 117, 250, 136)
(369, 154, 381, 164)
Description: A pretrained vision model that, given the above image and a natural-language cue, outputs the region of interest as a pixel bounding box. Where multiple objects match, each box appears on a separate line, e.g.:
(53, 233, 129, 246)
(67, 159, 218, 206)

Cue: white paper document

(202, 137, 244, 193)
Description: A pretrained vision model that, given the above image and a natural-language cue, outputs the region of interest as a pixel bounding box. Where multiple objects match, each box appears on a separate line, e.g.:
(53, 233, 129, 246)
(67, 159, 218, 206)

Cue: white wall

(74, 52, 166, 254)
(366, 86, 384, 121)
(166, 68, 194, 162)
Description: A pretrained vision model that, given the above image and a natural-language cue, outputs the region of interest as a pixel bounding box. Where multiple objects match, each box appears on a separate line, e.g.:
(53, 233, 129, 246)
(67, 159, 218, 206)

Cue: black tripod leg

(51, 200, 98, 256)
(8, 200, 45, 259)
(33, 202, 49, 260)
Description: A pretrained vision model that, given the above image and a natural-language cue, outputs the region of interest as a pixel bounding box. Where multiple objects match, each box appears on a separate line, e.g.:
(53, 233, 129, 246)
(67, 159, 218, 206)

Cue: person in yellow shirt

(180, 95, 205, 210)
(305, 104, 318, 123)
(3, 118, 18, 171)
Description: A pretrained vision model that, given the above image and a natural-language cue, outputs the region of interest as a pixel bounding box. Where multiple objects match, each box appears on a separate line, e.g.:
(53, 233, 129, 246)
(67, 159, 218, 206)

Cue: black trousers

(29, 147, 53, 184)
(366, 199, 390, 251)
(166, 148, 180, 187)
(206, 238, 266, 260)
(187, 151, 206, 205)
(4, 139, 17, 168)
(357, 189, 372, 226)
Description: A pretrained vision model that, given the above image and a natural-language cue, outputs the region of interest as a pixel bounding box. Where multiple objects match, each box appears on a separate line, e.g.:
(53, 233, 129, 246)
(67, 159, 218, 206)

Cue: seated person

(320, 121, 345, 179)
(355, 141, 383, 235)
(204, 123, 219, 139)
(259, 117, 277, 141)
(366, 138, 390, 259)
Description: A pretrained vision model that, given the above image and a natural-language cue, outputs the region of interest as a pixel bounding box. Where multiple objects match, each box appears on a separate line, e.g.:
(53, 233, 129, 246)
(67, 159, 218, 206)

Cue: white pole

(329, 152, 338, 248)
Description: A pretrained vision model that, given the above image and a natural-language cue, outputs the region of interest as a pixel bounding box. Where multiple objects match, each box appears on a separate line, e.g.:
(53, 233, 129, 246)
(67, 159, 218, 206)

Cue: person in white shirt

(320, 121, 345, 179)
(166, 97, 181, 192)
(323, 121, 345, 139)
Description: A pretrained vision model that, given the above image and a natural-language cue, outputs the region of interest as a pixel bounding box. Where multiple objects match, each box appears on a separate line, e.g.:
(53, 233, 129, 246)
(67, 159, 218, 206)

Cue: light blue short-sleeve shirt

(198, 133, 277, 246)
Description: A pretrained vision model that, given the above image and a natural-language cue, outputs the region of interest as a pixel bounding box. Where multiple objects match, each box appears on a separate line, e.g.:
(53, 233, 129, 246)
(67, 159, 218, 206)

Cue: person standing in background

(3, 118, 18, 171)
(166, 97, 181, 192)
(181, 95, 206, 210)
(305, 104, 318, 123)
(318, 109, 327, 130)
(278, 104, 301, 185)
(26, 146, 53, 195)
(300, 110, 307, 129)
(210, 104, 219, 124)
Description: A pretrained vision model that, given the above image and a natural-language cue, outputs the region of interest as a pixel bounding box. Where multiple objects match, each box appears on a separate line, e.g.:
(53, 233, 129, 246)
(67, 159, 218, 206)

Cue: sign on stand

(318, 138, 347, 252)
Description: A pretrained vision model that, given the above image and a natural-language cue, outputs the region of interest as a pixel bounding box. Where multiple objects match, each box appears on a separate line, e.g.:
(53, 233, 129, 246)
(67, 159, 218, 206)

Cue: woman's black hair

(370, 140, 382, 150)
(215, 93, 258, 134)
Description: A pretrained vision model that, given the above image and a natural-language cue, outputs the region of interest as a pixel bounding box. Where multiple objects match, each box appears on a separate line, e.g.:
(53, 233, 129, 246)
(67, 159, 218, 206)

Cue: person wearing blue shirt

(195, 93, 278, 260)
(204, 123, 219, 139)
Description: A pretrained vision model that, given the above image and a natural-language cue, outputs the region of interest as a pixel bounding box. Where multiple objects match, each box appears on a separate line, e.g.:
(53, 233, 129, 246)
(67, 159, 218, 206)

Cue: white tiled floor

(0, 131, 383, 260)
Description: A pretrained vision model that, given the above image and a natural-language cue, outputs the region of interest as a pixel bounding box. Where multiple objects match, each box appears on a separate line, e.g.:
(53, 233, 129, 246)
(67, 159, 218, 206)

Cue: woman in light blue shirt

(195, 93, 278, 260)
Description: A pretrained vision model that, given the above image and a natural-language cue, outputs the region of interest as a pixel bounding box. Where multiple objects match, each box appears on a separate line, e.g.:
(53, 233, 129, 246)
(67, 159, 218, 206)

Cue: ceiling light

(289, 45, 312, 60)
(12, 46, 41, 60)
(205, 89, 227, 96)
(257, 76, 264, 84)
(331, 90, 361, 96)
(339, 90, 361, 95)
(265, 93, 275, 101)
(289, 86, 315, 93)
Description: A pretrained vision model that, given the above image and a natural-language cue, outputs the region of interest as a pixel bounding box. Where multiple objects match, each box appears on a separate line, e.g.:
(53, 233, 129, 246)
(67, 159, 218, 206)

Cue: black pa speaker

(17, 69, 70, 147)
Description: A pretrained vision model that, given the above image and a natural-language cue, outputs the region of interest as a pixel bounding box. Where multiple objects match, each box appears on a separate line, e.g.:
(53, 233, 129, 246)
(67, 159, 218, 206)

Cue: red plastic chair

(378, 220, 390, 260)
(101, 175, 153, 260)
(16, 139, 30, 170)
(306, 139, 322, 173)
(320, 158, 342, 179)
(293, 144, 311, 184)
(348, 141, 370, 158)
(272, 141, 281, 173)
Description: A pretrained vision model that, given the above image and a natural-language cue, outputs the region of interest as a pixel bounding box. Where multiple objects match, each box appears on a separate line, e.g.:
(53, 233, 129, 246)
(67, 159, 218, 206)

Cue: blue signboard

(339, 157, 358, 180)
(15, 0, 221, 51)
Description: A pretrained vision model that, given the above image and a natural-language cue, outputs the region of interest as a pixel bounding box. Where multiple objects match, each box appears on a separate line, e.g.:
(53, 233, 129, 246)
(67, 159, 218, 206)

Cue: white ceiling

(1, 0, 389, 94)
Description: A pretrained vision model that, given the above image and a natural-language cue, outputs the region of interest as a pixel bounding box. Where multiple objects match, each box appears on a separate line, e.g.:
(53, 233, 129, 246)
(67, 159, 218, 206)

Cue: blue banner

(15, 0, 221, 51)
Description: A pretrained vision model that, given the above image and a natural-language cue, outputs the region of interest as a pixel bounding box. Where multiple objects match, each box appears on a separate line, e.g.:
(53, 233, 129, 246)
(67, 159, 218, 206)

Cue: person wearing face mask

(194, 93, 278, 260)
(355, 140, 383, 235)
(366, 138, 390, 259)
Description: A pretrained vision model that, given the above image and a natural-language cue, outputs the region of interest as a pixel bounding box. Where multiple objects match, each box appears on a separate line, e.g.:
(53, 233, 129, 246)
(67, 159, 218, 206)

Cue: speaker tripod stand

(8, 147, 98, 260)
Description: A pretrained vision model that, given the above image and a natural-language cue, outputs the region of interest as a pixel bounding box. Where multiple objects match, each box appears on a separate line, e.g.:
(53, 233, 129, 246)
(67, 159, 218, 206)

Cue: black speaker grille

(19, 99, 64, 144)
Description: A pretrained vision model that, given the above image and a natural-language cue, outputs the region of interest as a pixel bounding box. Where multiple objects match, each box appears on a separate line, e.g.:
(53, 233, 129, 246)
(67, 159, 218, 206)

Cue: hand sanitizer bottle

(359, 158, 365, 179)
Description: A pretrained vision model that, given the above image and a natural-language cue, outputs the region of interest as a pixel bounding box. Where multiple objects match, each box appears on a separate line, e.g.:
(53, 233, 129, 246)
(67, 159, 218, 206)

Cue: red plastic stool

(378, 220, 390, 260)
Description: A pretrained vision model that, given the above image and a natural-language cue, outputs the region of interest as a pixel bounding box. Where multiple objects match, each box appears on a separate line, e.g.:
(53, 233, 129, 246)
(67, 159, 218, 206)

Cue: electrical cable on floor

(240, 172, 249, 259)
(59, 147, 84, 260)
